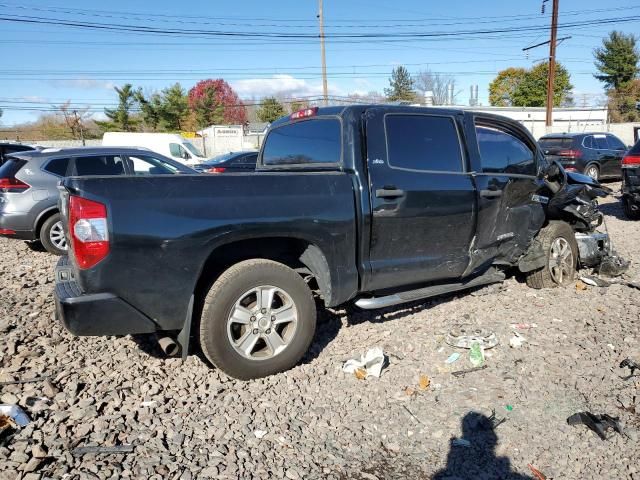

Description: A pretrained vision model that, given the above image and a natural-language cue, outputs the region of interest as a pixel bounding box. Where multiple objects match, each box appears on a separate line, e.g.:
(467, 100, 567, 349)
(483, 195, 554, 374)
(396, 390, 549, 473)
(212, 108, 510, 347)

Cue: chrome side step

(354, 269, 505, 310)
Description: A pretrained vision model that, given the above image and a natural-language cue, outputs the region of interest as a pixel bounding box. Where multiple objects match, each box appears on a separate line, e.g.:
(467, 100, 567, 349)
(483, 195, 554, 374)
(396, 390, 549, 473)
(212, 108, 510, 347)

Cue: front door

(363, 108, 476, 292)
(464, 115, 547, 275)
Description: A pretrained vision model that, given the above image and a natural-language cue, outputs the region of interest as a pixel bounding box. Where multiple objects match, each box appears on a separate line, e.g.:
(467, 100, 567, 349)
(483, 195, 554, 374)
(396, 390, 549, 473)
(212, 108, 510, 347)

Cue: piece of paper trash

(0, 404, 30, 427)
(254, 430, 267, 439)
(509, 332, 526, 348)
(342, 347, 386, 379)
(445, 352, 461, 364)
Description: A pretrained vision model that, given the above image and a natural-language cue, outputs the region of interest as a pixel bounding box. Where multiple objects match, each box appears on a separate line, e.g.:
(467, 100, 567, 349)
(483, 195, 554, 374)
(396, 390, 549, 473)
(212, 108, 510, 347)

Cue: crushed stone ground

(0, 184, 639, 480)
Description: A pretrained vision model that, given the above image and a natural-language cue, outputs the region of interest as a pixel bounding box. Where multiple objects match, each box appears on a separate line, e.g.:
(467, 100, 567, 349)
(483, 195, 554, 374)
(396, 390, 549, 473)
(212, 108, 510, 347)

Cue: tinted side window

(582, 136, 593, 149)
(607, 135, 626, 150)
(44, 157, 70, 177)
(385, 115, 463, 172)
(593, 135, 609, 149)
(73, 156, 126, 176)
(234, 153, 257, 167)
(128, 155, 179, 175)
(477, 126, 535, 176)
(263, 119, 341, 165)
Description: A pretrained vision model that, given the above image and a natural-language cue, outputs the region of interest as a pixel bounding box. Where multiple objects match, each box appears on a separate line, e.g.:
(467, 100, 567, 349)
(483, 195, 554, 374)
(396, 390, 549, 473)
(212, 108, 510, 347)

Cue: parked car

(0, 147, 195, 255)
(193, 151, 258, 173)
(0, 142, 42, 166)
(102, 132, 206, 166)
(54, 105, 620, 380)
(538, 132, 628, 180)
(621, 139, 640, 219)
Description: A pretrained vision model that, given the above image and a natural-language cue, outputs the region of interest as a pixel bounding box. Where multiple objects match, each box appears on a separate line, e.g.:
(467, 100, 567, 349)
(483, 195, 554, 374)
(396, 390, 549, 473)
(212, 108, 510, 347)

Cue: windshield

(539, 137, 573, 149)
(183, 141, 204, 158)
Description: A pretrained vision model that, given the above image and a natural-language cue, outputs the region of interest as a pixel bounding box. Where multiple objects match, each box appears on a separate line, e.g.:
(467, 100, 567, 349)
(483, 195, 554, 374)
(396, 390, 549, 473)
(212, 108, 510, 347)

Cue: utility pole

(545, 0, 559, 128)
(318, 0, 329, 106)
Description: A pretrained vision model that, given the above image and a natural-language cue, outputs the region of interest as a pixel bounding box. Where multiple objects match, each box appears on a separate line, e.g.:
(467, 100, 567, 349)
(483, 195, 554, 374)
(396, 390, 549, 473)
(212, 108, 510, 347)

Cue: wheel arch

(34, 207, 59, 237)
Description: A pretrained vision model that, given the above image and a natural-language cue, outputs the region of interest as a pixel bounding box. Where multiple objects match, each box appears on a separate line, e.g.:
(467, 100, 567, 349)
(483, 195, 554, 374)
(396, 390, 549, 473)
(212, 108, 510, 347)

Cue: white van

(102, 132, 205, 166)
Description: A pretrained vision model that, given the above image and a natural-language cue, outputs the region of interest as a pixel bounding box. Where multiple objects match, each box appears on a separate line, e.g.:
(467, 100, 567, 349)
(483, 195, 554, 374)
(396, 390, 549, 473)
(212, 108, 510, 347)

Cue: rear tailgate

(539, 137, 577, 164)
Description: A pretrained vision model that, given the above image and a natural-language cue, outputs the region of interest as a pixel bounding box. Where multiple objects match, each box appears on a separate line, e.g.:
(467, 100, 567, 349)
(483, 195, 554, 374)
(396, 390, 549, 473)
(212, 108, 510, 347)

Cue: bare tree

(57, 101, 91, 142)
(414, 70, 459, 105)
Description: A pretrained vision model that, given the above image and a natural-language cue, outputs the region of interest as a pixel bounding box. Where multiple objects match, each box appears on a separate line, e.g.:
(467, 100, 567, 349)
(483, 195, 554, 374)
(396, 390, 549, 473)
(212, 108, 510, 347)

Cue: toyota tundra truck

(54, 105, 618, 379)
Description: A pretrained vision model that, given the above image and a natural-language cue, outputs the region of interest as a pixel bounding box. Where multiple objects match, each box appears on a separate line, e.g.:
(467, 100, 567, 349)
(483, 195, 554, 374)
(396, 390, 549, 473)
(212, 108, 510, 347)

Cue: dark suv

(0, 147, 195, 254)
(0, 142, 41, 166)
(621, 139, 640, 219)
(539, 132, 628, 180)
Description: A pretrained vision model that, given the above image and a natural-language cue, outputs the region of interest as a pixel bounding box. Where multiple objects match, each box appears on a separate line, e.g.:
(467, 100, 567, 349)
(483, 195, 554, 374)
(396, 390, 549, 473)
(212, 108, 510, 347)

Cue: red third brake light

(290, 107, 318, 120)
(69, 196, 110, 269)
(622, 154, 640, 166)
(206, 167, 226, 173)
(558, 149, 582, 159)
(0, 177, 30, 193)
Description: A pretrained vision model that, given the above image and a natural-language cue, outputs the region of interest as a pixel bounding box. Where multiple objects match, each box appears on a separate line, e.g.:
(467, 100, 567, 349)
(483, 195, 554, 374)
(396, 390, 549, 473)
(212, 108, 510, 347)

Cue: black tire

(623, 198, 640, 220)
(584, 163, 600, 181)
(199, 259, 316, 380)
(39, 213, 67, 256)
(526, 221, 578, 289)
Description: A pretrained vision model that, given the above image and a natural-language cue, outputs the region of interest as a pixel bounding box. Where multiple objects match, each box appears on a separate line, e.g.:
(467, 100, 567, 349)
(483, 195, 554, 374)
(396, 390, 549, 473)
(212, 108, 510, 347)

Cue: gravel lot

(1, 184, 639, 480)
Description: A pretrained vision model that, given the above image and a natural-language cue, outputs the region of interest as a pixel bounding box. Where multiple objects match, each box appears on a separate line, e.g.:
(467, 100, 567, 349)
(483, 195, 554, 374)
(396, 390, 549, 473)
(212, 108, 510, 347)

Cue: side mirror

(182, 151, 190, 160)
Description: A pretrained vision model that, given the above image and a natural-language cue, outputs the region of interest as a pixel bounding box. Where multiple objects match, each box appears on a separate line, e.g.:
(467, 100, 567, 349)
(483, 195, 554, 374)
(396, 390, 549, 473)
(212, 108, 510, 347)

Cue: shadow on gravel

(129, 333, 167, 359)
(433, 412, 533, 480)
(598, 199, 631, 222)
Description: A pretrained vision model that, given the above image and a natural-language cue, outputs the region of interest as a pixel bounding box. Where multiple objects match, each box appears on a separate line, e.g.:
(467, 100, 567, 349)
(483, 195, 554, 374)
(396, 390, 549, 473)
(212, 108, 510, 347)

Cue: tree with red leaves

(188, 79, 247, 127)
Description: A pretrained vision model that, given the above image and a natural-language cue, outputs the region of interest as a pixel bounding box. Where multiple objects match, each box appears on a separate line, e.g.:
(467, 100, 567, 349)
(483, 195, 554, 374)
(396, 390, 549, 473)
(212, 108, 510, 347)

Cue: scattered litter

(71, 444, 135, 456)
(620, 358, 639, 377)
(418, 374, 430, 391)
(445, 352, 461, 364)
(451, 438, 471, 447)
(342, 347, 386, 379)
(469, 342, 485, 367)
(446, 325, 498, 349)
(254, 430, 267, 439)
(451, 365, 487, 377)
(510, 323, 537, 330)
(575, 280, 587, 291)
(140, 401, 157, 408)
(528, 464, 547, 480)
(0, 375, 50, 386)
(567, 412, 623, 440)
(509, 332, 527, 349)
(404, 387, 417, 397)
(580, 275, 610, 287)
(487, 409, 506, 429)
(598, 254, 630, 277)
(0, 405, 30, 427)
(402, 405, 424, 425)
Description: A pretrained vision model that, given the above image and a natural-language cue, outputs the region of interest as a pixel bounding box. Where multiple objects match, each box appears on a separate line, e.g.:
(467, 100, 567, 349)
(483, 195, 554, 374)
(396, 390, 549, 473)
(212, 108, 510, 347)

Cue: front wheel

(584, 164, 600, 181)
(40, 214, 67, 255)
(526, 221, 578, 289)
(199, 259, 317, 380)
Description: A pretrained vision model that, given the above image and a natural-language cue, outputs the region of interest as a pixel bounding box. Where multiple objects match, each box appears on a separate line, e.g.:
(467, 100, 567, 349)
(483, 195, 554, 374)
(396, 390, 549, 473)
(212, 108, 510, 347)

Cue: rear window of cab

(261, 118, 341, 166)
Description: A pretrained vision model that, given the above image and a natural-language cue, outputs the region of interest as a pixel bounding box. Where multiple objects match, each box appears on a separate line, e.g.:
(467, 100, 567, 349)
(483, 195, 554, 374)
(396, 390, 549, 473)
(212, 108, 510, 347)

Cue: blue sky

(1, 0, 639, 125)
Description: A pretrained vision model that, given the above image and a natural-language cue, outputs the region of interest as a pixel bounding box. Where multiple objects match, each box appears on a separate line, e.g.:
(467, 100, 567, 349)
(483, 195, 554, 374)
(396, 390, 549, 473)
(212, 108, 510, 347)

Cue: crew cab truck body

(55, 105, 608, 379)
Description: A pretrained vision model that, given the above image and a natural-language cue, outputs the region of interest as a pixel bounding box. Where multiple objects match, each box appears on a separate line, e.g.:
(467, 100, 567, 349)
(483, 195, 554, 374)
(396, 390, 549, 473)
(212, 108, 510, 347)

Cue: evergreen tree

(257, 97, 286, 122)
(384, 66, 417, 102)
(594, 31, 640, 90)
(100, 84, 138, 131)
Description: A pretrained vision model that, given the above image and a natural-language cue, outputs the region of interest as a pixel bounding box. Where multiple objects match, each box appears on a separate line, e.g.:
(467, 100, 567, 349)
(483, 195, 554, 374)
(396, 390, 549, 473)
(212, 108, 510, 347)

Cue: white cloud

(49, 79, 116, 90)
(232, 74, 339, 99)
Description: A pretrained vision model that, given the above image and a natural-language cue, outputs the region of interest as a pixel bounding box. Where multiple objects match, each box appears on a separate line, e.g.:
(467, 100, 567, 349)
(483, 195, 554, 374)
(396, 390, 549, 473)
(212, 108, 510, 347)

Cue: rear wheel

(199, 259, 316, 380)
(526, 221, 578, 289)
(623, 197, 640, 220)
(584, 164, 600, 181)
(39, 214, 67, 255)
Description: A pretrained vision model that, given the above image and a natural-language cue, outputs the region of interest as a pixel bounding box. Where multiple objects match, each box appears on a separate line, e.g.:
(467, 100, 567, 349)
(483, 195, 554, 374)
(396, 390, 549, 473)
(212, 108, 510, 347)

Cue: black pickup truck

(54, 105, 617, 379)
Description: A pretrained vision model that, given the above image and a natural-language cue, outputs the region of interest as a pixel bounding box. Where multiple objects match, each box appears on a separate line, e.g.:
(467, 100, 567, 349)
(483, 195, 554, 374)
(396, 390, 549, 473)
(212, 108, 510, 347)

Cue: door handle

(480, 189, 503, 198)
(375, 188, 405, 199)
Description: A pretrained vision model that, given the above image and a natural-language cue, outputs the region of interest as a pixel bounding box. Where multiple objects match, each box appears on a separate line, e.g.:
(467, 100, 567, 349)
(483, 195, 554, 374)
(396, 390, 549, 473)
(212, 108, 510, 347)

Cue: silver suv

(0, 147, 196, 254)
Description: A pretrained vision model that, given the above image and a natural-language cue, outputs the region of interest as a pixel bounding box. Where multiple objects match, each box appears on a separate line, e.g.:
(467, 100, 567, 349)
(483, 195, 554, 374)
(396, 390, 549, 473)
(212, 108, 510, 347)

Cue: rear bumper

(0, 213, 36, 240)
(54, 257, 158, 336)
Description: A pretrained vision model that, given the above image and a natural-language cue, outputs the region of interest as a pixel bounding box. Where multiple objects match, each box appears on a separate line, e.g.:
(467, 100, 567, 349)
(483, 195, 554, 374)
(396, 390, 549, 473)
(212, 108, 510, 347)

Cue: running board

(354, 269, 505, 310)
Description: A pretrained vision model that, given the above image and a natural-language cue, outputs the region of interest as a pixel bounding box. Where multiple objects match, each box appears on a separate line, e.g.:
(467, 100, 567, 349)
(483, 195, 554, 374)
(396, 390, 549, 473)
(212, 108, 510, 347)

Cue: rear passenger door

(465, 115, 546, 275)
(364, 108, 476, 291)
(69, 155, 127, 176)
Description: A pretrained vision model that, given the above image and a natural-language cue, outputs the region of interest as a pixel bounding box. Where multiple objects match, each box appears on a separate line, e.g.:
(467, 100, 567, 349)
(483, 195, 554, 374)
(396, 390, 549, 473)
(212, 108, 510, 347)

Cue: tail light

(558, 149, 582, 159)
(622, 154, 640, 166)
(290, 107, 318, 120)
(563, 166, 577, 172)
(0, 177, 30, 193)
(69, 196, 109, 269)
(206, 167, 226, 173)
